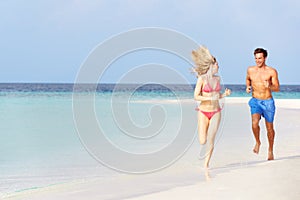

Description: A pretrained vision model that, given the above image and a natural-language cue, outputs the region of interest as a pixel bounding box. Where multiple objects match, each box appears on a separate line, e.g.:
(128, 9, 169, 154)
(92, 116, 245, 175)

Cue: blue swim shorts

(248, 97, 276, 123)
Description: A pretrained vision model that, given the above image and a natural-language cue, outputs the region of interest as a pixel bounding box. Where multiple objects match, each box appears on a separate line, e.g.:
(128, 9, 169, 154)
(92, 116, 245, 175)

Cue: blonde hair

(191, 46, 216, 76)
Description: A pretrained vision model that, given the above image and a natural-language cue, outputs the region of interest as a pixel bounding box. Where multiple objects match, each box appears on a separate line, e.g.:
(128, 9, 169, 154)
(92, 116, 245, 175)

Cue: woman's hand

(221, 88, 231, 98)
(224, 88, 231, 96)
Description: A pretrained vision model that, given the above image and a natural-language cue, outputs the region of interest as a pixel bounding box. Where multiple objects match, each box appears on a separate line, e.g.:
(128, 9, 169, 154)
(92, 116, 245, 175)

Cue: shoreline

(133, 97, 300, 109)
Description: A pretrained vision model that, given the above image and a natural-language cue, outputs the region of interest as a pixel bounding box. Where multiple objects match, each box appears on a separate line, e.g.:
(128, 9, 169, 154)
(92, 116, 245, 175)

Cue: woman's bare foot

(204, 168, 211, 181)
(268, 151, 274, 160)
(253, 142, 261, 154)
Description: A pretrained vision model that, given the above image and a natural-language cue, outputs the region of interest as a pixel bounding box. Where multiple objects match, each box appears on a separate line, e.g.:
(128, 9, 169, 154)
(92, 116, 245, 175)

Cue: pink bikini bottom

(195, 108, 222, 120)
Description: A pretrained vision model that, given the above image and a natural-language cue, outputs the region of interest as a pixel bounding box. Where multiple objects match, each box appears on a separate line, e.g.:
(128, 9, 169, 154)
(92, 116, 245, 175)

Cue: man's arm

(270, 69, 280, 92)
(246, 68, 252, 93)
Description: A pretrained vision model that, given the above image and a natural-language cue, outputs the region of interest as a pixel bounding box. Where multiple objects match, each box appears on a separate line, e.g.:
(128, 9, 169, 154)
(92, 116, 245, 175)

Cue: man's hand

(246, 86, 251, 93)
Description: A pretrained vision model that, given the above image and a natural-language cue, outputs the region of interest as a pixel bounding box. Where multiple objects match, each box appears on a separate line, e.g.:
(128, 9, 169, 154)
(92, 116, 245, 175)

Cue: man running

(246, 48, 280, 160)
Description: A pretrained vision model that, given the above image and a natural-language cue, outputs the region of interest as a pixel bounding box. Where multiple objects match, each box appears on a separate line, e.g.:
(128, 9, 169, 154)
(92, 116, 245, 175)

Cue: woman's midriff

(198, 100, 220, 112)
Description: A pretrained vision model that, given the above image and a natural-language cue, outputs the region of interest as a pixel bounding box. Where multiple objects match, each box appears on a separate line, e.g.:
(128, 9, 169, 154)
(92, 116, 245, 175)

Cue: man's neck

(257, 64, 267, 69)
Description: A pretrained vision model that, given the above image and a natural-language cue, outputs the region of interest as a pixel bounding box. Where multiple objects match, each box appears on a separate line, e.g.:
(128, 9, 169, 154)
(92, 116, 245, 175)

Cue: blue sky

(1, 0, 299, 84)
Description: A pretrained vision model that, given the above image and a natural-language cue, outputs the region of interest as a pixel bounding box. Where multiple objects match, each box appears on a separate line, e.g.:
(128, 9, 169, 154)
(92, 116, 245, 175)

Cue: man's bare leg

(252, 114, 261, 154)
(266, 121, 275, 160)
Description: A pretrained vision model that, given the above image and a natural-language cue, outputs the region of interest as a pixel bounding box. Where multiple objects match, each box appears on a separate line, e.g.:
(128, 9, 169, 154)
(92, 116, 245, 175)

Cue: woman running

(192, 46, 231, 168)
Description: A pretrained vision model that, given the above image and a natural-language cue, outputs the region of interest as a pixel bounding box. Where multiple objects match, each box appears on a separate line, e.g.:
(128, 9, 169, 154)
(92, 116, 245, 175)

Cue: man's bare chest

(250, 71, 271, 81)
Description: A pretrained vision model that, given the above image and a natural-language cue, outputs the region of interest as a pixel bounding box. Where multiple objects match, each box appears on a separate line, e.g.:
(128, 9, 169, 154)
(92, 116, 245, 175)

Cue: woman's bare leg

(204, 112, 221, 168)
(198, 111, 209, 145)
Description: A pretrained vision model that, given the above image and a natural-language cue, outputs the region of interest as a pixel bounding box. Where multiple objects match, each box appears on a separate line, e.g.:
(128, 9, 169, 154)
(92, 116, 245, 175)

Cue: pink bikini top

(202, 82, 221, 93)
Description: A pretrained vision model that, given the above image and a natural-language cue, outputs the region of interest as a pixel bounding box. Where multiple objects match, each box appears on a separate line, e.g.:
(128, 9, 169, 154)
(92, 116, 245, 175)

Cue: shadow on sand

(202, 155, 300, 181)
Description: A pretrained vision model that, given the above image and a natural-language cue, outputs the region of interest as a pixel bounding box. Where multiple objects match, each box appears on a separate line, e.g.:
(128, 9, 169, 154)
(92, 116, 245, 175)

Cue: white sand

(2, 98, 300, 200)
(126, 158, 300, 200)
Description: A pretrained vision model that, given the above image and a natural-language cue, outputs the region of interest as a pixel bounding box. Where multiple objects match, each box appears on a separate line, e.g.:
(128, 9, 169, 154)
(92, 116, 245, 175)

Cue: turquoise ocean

(1, 83, 300, 196)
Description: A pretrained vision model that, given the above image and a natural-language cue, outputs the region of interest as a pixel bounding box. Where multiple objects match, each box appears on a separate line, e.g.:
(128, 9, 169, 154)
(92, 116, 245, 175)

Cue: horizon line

(0, 82, 299, 85)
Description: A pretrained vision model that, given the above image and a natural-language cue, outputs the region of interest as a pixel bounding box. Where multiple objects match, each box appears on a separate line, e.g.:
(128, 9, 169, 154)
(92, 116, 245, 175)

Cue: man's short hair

(254, 48, 268, 58)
